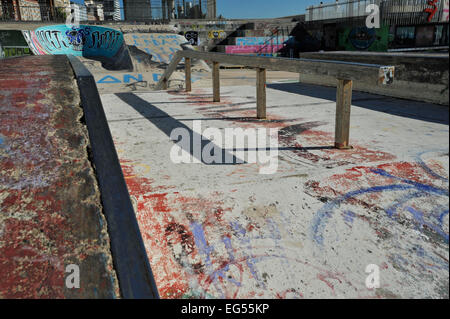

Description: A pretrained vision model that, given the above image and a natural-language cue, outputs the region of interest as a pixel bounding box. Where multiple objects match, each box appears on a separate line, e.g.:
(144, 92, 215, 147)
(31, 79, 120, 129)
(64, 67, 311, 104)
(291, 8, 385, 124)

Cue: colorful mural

(22, 25, 124, 58)
(225, 44, 284, 55)
(208, 30, 227, 39)
(0, 30, 32, 58)
(124, 33, 188, 64)
(338, 25, 389, 52)
(184, 31, 199, 46)
(235, 36, 292, 46)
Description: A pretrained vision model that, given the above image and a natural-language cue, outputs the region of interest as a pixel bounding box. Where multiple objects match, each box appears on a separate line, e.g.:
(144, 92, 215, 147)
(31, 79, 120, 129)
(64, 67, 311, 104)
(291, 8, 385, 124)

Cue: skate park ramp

(22, 25, 133, 71)
(84, 32, 210, 93)
(20, 25, 210, 93)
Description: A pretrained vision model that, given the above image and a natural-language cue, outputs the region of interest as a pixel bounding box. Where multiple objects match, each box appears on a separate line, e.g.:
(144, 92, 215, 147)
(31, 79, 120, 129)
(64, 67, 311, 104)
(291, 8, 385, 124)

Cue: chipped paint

(0, 56, 119, 298)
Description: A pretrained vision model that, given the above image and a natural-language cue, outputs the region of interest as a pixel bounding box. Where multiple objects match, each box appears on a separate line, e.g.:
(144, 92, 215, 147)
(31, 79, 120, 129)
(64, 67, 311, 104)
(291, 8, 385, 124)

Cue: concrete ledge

(0, 55, 119, 298)
(68, 55, 160, 299)
(300, 51, 449, 106)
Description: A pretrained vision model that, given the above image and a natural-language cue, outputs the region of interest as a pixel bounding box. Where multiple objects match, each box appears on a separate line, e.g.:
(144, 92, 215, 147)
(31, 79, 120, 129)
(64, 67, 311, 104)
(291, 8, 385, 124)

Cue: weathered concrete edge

(67, 55, 160, 299)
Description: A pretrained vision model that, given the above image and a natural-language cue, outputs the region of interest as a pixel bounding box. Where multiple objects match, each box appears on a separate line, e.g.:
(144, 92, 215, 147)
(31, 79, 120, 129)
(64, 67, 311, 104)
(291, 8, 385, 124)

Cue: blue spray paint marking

(152, 74, 161, 82)
(229, 221, 265, 288)
(385, 191, 429, 218)
(98, 75, 121, 84)
(416, 151, 449, 182)
(222, 236, 235, 261)
(312, 184, 416, 245)
(97, 73, 203, 84)
(343, 211, 356, 224)
(190, 221, 225, 298)
(438, 209, 449, 224)
(190, 222, 242, 298)
(386, 193, 449, 242)
(123, 74, 143, 83)
(311, 168, 449, 246)
(190, 222, 214, 268)
(370, 168, 448, 196)
(406, 206, 449, 242)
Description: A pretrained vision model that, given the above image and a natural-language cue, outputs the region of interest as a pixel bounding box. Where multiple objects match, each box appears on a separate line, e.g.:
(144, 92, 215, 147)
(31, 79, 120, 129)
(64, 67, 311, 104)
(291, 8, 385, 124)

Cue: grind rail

(156, 50, 395, 149)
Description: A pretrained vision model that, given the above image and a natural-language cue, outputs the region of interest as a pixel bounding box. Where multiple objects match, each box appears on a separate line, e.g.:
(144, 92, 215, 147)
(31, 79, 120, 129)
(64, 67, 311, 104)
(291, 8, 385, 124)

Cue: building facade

(123, 0, 151, 21)
(1, 0, 215, 20)
(304, 0, 449, 51)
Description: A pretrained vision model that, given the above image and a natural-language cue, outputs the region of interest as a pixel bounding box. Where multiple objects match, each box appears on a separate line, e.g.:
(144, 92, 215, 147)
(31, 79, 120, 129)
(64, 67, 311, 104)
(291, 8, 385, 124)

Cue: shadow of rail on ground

(268, 82, 449, 125)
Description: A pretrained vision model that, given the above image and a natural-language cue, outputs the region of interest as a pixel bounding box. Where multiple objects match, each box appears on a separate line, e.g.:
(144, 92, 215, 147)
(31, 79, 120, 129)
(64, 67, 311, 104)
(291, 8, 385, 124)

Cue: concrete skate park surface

(102, 83, 449, 298)
(1, 22, 449, 299)
(0, 56, 119, 298)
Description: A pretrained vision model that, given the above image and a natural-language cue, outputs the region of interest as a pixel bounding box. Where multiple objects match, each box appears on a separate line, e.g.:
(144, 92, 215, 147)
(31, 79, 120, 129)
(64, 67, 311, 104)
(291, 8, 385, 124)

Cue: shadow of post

(115, 93, 243, 165)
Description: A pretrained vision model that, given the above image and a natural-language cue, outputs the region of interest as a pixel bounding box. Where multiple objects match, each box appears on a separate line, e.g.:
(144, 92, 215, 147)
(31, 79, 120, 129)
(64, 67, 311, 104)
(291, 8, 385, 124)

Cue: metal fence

(382, 0, 449, 25)
(306, 0, 383, 22)
(305, 0, 449, 25)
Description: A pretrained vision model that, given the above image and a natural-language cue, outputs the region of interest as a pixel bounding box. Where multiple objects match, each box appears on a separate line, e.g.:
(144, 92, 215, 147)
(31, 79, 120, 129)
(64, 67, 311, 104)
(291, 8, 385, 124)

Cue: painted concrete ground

(0, 56, 119, 298)
(101, 84, 449, 299)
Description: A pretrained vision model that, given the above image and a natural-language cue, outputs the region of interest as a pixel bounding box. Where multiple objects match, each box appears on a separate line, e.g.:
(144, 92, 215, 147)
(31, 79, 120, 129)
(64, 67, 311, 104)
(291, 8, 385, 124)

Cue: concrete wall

(299, 51, 449, 106)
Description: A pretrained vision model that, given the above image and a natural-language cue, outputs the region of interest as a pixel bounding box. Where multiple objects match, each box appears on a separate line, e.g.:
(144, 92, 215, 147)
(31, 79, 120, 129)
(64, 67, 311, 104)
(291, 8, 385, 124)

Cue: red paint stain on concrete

(0, 56, 118, 298)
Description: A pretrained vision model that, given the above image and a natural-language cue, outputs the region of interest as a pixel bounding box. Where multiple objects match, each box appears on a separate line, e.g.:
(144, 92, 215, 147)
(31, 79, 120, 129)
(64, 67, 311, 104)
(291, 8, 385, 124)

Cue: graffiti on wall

(22, 25, 124, 58)
(225, 44, 284, 55)
(0, 30, 32, 58)
(96, 73, 203, 85)
(208, 30, 227, 39)
(184, 31, 199, 46)
(235, 36, 292, 46)
(125, 33, 187, 64)
(424, 0, 440, 22)
(179, 21, 236, 31)
(339, 25, 389, 52)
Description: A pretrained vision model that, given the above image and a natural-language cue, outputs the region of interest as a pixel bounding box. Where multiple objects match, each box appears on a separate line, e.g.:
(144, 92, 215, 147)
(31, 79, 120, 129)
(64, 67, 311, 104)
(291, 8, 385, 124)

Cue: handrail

(156, 50, 395, 90)
(155, 50, 395, 149)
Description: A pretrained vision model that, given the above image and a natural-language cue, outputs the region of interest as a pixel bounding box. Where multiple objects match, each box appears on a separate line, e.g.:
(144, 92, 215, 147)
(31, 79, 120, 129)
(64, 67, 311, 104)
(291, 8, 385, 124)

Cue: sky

(217, 0, 329, 19)
(67, 0, 328, 19)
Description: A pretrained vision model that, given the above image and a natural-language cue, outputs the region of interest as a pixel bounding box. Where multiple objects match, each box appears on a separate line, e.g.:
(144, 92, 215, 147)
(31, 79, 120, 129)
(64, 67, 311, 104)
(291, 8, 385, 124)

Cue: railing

(305, 0, 450, 25)
(254, 27, 291, 57)
(306, 0, 383, 22)
(156, 50, 395, 149)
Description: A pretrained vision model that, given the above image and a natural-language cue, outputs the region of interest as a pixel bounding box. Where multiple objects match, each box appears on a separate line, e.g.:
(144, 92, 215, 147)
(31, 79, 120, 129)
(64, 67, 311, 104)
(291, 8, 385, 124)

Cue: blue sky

(68, 0, 326, 19)
(217, 0, 327, 19)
